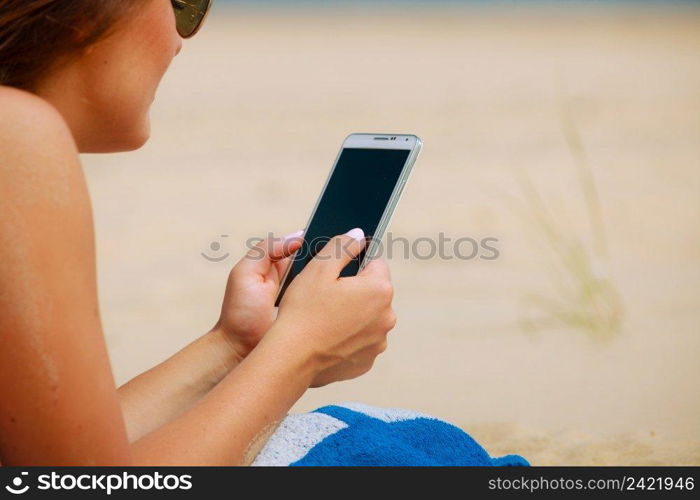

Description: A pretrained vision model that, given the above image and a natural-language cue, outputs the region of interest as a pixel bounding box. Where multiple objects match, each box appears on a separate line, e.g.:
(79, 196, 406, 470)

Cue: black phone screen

(275, 147, 411, 305)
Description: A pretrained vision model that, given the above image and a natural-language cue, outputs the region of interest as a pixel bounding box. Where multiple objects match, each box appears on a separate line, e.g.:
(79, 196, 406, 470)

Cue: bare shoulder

(0, 85, 94, 279)
(0, 86, 87, 211)
(0, 85, 78, 161)
(0, 86, 74, 142)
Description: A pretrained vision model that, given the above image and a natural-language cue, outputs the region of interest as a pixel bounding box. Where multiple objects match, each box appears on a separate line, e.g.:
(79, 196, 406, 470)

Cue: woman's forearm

(118, 327, 242, 442)
(130, 324, 316, 465)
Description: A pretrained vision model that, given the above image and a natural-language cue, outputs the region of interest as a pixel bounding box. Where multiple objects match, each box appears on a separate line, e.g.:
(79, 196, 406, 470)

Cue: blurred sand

(82, 5, 700, 465)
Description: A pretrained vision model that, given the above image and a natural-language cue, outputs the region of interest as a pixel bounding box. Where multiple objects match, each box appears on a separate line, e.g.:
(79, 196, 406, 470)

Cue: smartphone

(275, 133, 422, 306)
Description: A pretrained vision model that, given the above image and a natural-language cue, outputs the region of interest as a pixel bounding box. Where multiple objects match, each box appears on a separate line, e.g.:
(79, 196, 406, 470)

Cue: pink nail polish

(283, 229, 304, 240)
(345, 228, 365, 241)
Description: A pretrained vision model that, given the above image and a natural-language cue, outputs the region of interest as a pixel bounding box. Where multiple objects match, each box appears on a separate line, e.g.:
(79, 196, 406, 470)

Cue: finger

(269, 229, 305, 262)
(266, 232, 303, 282)
(344, 356, 377, 379)
(238, 230, 304, 276)
(266, 255, 292, 284)
(359, 256, 391, 280)
(307, 228, 366, 277)
(353, 339, 389, 360)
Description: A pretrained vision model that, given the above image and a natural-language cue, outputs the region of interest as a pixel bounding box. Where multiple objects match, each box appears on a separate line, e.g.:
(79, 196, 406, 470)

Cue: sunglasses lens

(172, 0, 210, 38)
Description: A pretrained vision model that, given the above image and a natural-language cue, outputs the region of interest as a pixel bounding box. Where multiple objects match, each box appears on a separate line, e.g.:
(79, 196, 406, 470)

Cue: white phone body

(275, 133, 422, 305)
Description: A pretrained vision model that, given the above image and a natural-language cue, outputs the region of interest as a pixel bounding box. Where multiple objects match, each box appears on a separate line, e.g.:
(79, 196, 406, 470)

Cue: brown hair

(0, 0, 138, 90)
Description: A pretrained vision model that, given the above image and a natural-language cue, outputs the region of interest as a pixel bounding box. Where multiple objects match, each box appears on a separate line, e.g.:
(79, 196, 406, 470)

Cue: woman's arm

(0, 89, 394, 466)
(0, 92, 295, 465)
(130, 234, 394, 466)
(130, 323, 316, 465)
(118, 233, 304, 442)
(0, 90, 131, 465)
(117, 327, 241, 442)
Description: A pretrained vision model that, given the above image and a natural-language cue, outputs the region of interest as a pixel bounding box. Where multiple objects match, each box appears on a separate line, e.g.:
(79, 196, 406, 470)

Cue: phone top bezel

(343, 133, 419, 150)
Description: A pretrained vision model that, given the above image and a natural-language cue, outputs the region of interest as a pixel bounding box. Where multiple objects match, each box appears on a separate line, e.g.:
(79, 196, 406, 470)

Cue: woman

(0, 1, 529, 467)
(0, 0, 396, 465)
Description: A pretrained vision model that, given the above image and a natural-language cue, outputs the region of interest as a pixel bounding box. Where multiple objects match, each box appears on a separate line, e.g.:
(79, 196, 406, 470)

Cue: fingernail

(283, 229, 304, 240)
(345, 228, 365, 241)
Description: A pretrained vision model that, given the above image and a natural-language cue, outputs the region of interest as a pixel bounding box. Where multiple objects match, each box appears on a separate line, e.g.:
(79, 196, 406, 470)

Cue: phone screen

(276, 147, 411, 305)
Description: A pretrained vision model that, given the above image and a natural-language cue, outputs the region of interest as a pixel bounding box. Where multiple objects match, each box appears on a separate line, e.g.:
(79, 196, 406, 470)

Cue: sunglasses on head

(171, 0, 212, 38)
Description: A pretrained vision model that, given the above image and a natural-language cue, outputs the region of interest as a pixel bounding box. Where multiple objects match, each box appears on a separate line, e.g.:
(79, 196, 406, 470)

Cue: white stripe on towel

(340, 402, 434, 423)
(252, 412, 348, 466)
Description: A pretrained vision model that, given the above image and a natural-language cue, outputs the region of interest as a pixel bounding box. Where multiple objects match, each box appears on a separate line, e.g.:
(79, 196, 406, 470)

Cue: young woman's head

(0, 1, 209, 152)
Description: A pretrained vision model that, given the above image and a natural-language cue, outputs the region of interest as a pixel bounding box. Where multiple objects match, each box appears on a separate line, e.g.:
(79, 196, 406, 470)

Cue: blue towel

(252, 403, 529, 466)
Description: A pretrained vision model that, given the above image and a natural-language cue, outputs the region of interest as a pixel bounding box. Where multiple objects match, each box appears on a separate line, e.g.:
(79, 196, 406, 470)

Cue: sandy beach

(82, 5, 700, 465)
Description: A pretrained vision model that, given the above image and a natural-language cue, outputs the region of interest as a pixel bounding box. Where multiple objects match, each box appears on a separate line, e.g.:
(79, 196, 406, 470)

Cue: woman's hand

(268, 228, 397, 387)
(211, 230, 304, 362)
